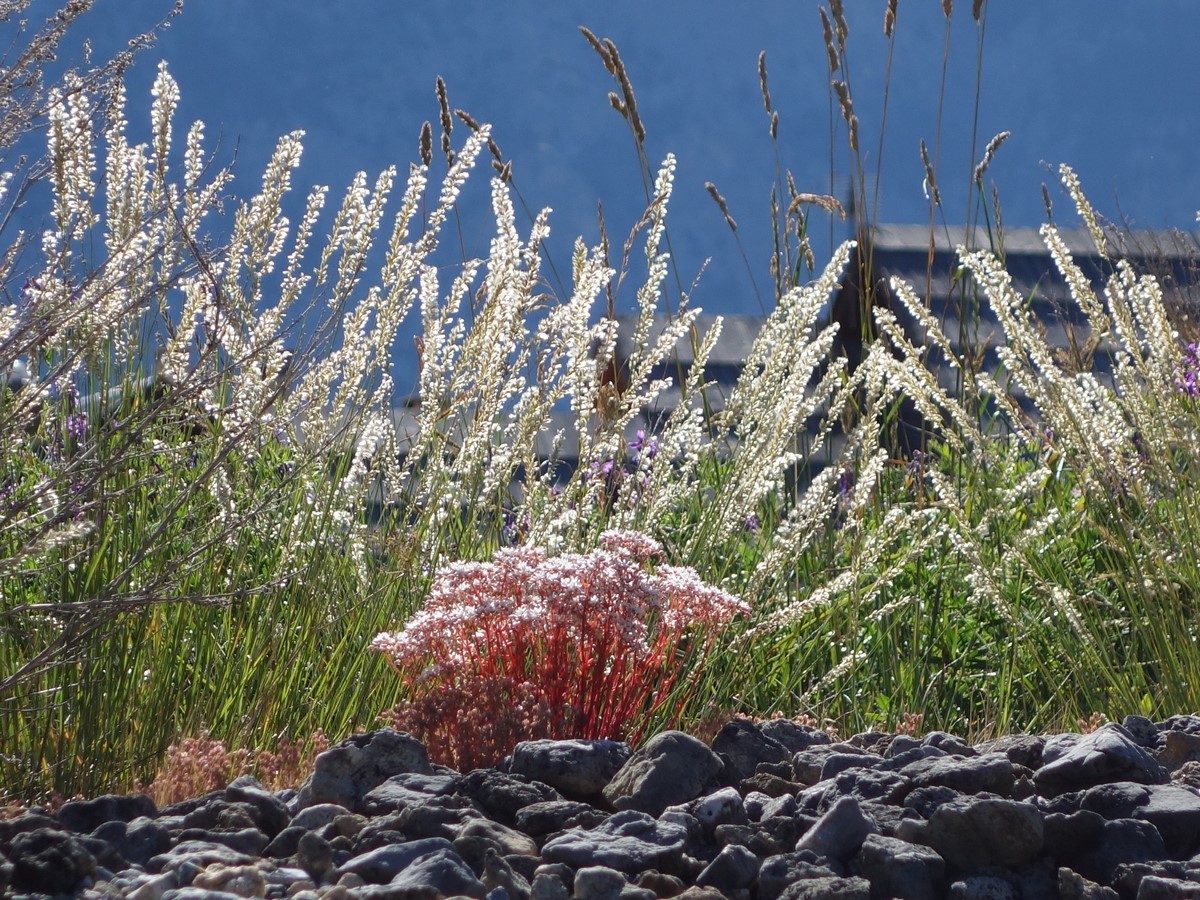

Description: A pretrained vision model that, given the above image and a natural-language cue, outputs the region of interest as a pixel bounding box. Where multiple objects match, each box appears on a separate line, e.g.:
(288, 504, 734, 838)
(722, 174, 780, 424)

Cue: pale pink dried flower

(374, 531, 748, 769)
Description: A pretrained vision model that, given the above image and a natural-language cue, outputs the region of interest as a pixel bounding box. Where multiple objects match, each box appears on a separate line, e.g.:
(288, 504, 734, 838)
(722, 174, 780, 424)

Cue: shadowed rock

(602, 732, 722, 816)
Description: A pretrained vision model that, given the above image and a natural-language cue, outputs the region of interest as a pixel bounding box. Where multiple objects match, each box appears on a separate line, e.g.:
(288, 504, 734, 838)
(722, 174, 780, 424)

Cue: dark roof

(613, 313, 761, 369)
(866, 222, 1200, 326)
(377, 224, 1200, 490)
(852, 225, 1200, 426)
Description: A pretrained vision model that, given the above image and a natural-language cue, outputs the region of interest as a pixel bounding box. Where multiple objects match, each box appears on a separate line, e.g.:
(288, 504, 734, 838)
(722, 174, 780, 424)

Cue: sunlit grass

(4, 0, 1200, 802)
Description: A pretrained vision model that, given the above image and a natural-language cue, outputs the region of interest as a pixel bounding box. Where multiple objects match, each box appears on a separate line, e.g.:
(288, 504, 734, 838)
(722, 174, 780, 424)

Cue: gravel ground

(7, 715, 1200, 898)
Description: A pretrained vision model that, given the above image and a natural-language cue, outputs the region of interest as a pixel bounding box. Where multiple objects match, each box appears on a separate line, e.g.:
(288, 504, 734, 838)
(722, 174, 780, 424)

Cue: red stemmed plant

(372, 530, 749, 771)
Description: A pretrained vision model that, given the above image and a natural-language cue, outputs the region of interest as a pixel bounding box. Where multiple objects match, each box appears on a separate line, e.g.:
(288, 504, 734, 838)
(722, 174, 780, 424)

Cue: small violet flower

(1176, 342, 1200, 397)
(629, 429, 659, 465)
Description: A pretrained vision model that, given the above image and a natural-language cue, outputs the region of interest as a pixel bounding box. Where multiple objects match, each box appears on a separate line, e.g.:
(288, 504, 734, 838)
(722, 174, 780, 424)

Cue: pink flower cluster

(372, 530, 749, 770)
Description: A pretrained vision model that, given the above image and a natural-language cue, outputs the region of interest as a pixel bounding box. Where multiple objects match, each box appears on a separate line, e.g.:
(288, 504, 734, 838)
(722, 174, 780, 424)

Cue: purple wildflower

(1176, 342, 1200, 396)
(629, 429, 659, 465)
(65, 413, 88, 440)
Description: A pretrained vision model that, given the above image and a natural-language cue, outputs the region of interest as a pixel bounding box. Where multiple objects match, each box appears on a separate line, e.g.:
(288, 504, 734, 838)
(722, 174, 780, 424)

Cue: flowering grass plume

(372, 530, 749, 771)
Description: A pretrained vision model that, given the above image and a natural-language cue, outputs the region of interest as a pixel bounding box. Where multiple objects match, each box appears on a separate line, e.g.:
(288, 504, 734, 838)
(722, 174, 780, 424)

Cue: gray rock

(1082, 782, 1200, 856)
(480, 846, 532, 899)
(148, 840, 257, 874)
(296, 830, 335, 883)
(975, 734, 1046, 768)
(821, 753, 883, 781)
(530, 870, 571, 900)
(742, 790, 773, 821)
(878, 745, 948, 771)
(1122, 715, 1162, 749)
(291, 802, 351, 831)
(760, 793, 798, 820)
(1111, 862, 1200, 898)
(174, 826, 268, 857)
(384, 847, 486, 898)
(921, 732, 976, 756)
(656, 808, 706, 858)
(694, 843, 759, 892)
(1072, 818, 1168, 885)
(759, 719, 833, 752)
(297, 729, 433, 812)
(710, 719, 791, 781)
(459, 818, 539, 857)
(56, 793, 158, 834)
(510, 739, 631, 798)
(903, 785, 961, 819)
(850, 833, 944, 900)
(1058, 866, 1120, 900)
(886, 735, 923, 758)
(514, 800, 607, 837)
(8, 827, 97, 895)
(602, 732, 722, 816)
(396, 795, 484, 838)
(778, 874, 872, 899)
(160, 889, 248, 900)
(573, 865, 628, 900)
(78, 830, 130, 872)
(460, 769, 562, 822)
(795, 796, 877, 860)
(899, 751, 1016, 796)
(339, 836, 456, 883)
(1035, 725, 1169, 793)
(673, 886, 728, 900)
(91, 816, 171, 867)
(223, 776, 291, 838)
(1159, 730, 1200, 769)
(1137, 876, 1200, 899)
(895, 797, 1042, 870)
(264, 830, 309, 864)
(1043, 809, 1106, 863)
(758, 851, 844, 900)
(541, 809, 687, 874)
(361, 772, 459, 815)
(801, 767, 910, 815)
(1123, 787, 1200, 854)
(1160, 715, 1200, 735)
(792, 747, 873, 785)
(691, 787, 747, 830)
(949, 875, 1018, 899)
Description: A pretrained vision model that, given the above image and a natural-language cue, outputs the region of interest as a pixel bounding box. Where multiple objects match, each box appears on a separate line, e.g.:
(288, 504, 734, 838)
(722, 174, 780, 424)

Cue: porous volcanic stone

(510, 739, 631, 798)
(297, 728, 433, 812)
(541, 809, 688, 874)
(710, 718, 791, 781)
(602, 731, 722, 816)
(895, 797, 1043, 870)
(1035, 725, 1169, 793)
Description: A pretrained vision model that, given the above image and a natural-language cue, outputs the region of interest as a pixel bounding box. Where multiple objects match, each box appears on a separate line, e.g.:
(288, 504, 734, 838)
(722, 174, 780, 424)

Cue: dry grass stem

(973, 130, 1011, 185)
(705, 181, 738, 232)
